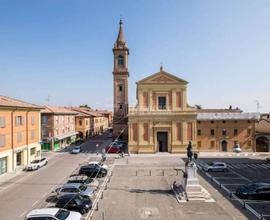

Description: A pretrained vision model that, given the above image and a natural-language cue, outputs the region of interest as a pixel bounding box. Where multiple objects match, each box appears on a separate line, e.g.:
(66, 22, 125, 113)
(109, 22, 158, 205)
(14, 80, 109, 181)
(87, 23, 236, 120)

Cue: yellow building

(128, 67, 197, 153)
(197, 110, 259, 152)
(0, 95, 43, 175)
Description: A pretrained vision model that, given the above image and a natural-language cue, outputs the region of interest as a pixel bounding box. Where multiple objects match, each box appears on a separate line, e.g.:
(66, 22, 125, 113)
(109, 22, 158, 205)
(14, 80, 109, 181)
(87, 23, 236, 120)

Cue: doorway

(221, 140, 228, 152)
(16, 152, 22, 166)
(157, 132, 168, 152)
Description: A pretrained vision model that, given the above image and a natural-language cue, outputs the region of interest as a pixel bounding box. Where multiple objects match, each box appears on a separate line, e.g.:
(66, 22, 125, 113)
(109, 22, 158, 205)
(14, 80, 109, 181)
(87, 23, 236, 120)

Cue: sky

(0, 0, 269, 112)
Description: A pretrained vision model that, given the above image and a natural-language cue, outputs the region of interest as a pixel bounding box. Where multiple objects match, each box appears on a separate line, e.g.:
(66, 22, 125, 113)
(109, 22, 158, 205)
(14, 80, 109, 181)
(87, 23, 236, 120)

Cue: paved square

(92, 155, 244, 220)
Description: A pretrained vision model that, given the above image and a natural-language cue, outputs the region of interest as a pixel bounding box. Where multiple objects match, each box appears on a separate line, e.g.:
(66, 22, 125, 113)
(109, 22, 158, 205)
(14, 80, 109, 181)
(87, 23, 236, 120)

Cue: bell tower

(112, 18, 129, 139)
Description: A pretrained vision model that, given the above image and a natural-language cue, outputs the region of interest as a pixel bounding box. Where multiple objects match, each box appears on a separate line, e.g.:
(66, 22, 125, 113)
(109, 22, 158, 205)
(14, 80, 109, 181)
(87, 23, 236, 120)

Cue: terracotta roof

(256, 119, 270, 134)
(0, 95, 43, 109)
(66, 107, 104, 117)
(42, 106, 77, 115)
(66, 107, 92, 117)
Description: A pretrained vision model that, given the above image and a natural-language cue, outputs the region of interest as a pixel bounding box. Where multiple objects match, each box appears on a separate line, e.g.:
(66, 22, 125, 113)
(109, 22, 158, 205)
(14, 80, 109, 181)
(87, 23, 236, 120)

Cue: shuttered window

(0, 117, 6, 128)
(0, 135, 6, 147)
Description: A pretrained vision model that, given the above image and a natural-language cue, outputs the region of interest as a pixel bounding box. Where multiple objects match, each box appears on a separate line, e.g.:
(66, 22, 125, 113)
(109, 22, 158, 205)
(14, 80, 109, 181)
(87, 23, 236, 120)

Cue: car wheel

(80, 209, 86, 214)
(37, 166, 40, 170)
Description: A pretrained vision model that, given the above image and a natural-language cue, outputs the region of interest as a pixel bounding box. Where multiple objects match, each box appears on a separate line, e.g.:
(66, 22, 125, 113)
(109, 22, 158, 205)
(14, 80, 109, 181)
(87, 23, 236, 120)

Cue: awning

(54, 131, 78, 141)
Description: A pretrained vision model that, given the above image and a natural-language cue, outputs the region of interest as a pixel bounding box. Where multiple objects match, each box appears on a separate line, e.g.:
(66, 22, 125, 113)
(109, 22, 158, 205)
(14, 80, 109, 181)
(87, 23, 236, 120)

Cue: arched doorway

(256, 136, 269, 152)
(221, 140, 228, 152)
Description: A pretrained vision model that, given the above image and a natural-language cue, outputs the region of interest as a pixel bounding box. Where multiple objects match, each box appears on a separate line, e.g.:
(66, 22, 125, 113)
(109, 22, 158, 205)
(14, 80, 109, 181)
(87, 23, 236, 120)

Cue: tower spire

(115, 17, 126, 47)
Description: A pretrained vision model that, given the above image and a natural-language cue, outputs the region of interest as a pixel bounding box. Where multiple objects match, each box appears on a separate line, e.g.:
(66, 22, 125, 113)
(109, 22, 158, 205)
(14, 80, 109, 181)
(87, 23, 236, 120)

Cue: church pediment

(137, 70, 188, 85)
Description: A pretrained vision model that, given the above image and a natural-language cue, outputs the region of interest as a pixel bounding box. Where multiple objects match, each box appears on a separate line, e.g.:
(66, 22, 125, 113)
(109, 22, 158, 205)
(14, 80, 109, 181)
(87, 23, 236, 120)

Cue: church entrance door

(157, 132, 168, 152)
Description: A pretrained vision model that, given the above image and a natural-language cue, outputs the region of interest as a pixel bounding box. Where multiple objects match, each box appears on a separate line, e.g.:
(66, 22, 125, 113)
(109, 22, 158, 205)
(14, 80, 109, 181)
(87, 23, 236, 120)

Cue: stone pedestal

(178, 161, 214, 202)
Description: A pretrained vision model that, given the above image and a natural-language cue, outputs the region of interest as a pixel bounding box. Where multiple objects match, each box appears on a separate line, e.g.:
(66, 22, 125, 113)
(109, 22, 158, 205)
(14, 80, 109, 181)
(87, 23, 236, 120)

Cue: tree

(79, 104, 91, 109)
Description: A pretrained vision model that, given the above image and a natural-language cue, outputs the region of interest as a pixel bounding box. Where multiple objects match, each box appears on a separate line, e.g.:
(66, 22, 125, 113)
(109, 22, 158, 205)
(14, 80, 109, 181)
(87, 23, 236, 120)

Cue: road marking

(32, 200, 39, 207)
(42, 192, 48, 198)
(19, 211, 27, 218)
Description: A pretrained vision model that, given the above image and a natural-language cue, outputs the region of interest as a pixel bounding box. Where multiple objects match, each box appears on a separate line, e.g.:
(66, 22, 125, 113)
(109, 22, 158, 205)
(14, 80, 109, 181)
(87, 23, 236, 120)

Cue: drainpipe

(26, 111, 29, 165)
(11, 110, 14, 172)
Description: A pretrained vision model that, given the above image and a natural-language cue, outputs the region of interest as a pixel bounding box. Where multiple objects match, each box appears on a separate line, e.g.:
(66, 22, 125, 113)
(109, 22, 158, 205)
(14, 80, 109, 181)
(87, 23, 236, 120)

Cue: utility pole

(255, 100, 262, 113)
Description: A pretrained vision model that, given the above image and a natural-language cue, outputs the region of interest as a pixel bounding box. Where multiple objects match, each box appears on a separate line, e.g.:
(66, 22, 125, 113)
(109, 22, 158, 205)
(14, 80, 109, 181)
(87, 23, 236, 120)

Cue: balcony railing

(128, 107, 196, 116)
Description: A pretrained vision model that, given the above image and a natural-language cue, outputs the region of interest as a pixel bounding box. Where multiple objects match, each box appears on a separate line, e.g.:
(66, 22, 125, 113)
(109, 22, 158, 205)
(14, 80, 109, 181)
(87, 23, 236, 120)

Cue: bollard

(136, 170, 137, 176)
(100, 192, 103, 199)
(162, 170, 164, 176)
(108, 177, 110, 183)
(149, 170, 151, 176)
(105, 183, 107, 190)
(110, 171, 113, 177)
(95, 202, 98, 211)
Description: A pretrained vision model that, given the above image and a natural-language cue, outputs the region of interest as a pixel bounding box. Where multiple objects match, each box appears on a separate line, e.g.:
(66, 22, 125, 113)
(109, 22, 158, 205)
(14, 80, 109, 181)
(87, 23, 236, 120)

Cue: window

(86, 120, 88, 126)
(31, 130, 35, 140)
(197, 141, 201, 148)
(119, 85, 122, 92)
(158, 96, 166, 109)
(30, 147, 36, 155)
(42, 116, 48, 124)
(248, 120, 251, 123)
(31, 116, 35, 125)
(0, 117, 6, 128)
(210, 141, 215, 148)
(198, 121, 201, 124)
(119, 104, 123, 110)
(197, 129, 201, 136)
(222, 129, 227, 136)
(118, 55, 124, 65)
(15, 116, 23, 126)
(234, 120, 238, 123)
(79, 120, 82, 126)
(210, 121, 214, 124)
(234, 129, 238, 136)
(248, 140, 252, 146)
(55, 128, 59, 135)
(222, 120, 226, 124)
(211, 129, 215, 136)
(17, 132, 22, 143)
(0, 135, 6, 147)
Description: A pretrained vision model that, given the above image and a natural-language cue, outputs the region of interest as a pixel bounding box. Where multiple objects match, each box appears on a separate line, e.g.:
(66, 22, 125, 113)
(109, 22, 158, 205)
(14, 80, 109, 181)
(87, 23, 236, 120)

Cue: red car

(105, 143, 122, 153)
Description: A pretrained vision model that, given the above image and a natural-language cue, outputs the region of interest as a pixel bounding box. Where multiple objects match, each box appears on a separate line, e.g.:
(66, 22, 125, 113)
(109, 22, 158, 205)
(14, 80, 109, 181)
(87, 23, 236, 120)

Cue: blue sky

(0, 0, 269, 112)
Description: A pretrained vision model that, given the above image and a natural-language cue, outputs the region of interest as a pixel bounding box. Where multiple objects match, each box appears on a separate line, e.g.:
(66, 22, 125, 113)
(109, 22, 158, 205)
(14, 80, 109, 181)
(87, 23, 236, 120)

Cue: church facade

(128, 68, 197, 153)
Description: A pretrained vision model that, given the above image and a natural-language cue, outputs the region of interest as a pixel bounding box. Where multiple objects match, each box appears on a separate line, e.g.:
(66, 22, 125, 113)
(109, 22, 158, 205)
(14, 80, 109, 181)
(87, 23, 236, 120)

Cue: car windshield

(55, 209, 70, 220)
(207, 162, 214, 166)
(74, 195, 84, 205)
(31, 160, 40, 164)
(74, 146, 80, 149)
(79, 184, 87, 191)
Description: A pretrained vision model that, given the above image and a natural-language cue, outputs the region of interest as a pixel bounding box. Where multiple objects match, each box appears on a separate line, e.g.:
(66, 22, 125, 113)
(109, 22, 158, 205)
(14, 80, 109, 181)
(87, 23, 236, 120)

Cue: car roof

(212, 161, 226, 164)
(57, 193, 77, 201)
(26, 208, 59, 217)
(69, 175, 88, 181)
(62, 183, 82, 188)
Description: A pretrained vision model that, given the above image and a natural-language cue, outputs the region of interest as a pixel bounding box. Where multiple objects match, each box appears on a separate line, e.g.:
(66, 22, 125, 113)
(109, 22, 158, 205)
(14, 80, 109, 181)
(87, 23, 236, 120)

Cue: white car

(25, 208, 81, 220)
(26, 157, 48, 171)
(233, 145, 242, 153)
(88, 161, 108, 170)
(203, 161, 228, 172)
(71, 146, 81, 154)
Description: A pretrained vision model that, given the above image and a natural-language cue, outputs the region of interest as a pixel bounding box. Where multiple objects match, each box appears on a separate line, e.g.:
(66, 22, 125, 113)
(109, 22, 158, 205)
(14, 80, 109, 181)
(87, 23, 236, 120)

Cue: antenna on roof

(46, 95, 51, 105)
(255, 100, 262, 113)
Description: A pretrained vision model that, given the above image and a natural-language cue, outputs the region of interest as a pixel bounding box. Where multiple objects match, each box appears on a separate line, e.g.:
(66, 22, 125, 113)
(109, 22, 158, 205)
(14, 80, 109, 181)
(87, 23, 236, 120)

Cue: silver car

(56, 183, 95, 198)
(203, 161, 228, 172)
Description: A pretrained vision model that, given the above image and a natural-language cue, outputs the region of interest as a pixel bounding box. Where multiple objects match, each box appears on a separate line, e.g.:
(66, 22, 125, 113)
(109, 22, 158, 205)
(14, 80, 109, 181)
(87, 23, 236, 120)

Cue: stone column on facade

(172, 89, 176, 111)
(148, 90, 152, 111)
(149, 121, 154, 145)
(171, 121, 176, 145)
(182, 89, 187, 110)
(138, 90, 143, 109)
(138, 122, 142, 146)
(182, 122, 187, 143)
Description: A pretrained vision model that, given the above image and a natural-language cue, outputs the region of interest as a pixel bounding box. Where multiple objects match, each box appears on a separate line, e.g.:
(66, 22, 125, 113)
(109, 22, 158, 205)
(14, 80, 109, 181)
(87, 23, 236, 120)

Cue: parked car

(25, 208, 81, 220)
(71, 146, 81, 154)
(236, 182, 270, 200)
(266, 158, 270, 163)
(79, 164, 107, 178)
(26, 158, 48, 171)
(55, 194, 92, 214)
(56, 183, 96, 198)
(68, 174, 99, 188)
(105, 142, 122, 153)
(232, 144, 242, 153)
(203, 161, 228, 172)
(88, 161, 108, 170)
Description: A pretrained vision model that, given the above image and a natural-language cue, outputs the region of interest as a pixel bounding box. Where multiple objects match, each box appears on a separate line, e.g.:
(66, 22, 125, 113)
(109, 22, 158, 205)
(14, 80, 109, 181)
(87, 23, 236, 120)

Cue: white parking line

(32, 200, 39, 207)
(18, 211, 27, 218)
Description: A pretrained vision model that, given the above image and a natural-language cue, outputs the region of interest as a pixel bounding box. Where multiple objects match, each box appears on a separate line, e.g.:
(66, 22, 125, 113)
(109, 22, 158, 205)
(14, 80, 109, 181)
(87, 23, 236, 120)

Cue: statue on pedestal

(187, 141, 193, 162)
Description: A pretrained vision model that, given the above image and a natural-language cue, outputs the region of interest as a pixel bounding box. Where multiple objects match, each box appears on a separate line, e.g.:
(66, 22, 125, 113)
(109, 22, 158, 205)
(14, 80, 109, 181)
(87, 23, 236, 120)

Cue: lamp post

(96, 144, 99, 155)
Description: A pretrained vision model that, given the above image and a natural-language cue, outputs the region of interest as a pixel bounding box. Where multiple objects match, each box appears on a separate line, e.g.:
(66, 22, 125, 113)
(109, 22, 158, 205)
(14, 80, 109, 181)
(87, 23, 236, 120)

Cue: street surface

(92, 155, 247, 220)
(0, 133, 111, 220)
